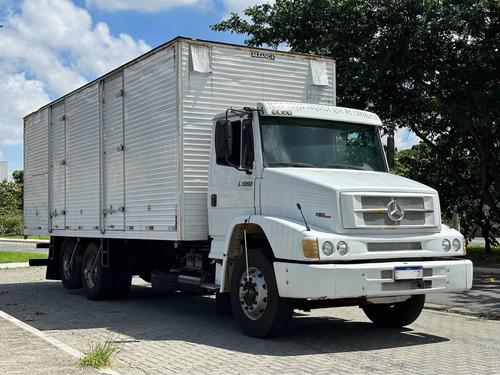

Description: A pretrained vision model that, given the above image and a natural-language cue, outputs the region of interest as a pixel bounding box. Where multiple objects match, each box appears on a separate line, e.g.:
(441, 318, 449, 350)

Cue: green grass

(0, 251, 48, 263)
(78, 334, 122, 369)
(465, 245, 500, 265)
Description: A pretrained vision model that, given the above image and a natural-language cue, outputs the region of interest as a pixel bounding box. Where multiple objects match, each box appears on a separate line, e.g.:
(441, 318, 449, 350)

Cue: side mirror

(215, 120, 232, 159)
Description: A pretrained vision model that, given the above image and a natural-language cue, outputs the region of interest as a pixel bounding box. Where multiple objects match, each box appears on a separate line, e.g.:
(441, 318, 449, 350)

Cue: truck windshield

(260, 116, 386, 171)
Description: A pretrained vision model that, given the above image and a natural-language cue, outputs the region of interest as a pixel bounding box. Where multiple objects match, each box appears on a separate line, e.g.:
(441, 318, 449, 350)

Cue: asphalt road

(0, 240, 47, 254)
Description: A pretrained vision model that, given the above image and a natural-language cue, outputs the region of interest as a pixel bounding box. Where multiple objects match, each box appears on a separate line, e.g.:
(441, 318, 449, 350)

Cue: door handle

(211, 194, 217, 207)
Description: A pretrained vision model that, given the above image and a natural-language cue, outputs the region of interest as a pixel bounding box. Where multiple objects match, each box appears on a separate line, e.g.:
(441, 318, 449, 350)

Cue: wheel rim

(83, 253, 98, 289)
(238, 266, 268, 320)
(62, 248, 72, 280)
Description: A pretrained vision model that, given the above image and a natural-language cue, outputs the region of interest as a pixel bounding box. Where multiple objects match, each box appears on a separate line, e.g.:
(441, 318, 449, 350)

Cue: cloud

(381, 128, 421, 151)
(0, 73, 50, 147)
(86, 0, 212, 13)
(0, 0, 151, 147)
(394, 128, 421, 151)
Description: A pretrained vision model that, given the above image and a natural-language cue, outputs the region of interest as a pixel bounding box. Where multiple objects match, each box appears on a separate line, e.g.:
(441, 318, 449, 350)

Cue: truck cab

(208, 101, 473, 337)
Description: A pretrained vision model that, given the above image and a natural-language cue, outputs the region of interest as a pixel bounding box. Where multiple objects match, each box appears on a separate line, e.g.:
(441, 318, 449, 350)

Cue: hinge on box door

(118, 206, 125, 213)
(60, 159, 66, 165)
(117, 144, 124, 152)
(116, 89, 124, 98)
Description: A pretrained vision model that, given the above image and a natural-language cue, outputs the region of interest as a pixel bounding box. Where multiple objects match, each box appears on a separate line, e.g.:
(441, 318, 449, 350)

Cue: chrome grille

(358, 196, 431, 227)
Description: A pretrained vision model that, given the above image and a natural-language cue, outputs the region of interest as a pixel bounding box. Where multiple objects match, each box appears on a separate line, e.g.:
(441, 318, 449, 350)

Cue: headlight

(452, 238, 461, 252)
(442, 239, 451, 252)
(322, 241, 334, 256)
(337, 241, 348, 256)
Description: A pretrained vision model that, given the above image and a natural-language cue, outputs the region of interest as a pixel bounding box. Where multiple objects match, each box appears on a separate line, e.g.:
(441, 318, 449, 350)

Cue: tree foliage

(212, 0, 499, 245)
(0, 179, 23, 234)
(395, 145, 498, 252)
(12, 170, 23, 185)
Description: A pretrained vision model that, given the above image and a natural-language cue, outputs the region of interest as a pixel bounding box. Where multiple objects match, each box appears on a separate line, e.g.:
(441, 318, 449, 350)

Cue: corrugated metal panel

(50, 102, 66, 230)
(23, 108, 49, 233)
(65, 83, 100, 231)
(179, 41, 335, 239)
(102, 74, 125, 231)
(24, 38, 336, 241)
(123, 46, 179, 234)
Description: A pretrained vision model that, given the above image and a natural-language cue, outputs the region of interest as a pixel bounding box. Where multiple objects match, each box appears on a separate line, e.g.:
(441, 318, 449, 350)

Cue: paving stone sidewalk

(1, 266, 499, 375)
(0, 312, 98, 375)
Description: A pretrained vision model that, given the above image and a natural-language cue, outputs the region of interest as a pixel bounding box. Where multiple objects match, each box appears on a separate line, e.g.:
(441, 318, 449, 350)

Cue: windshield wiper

(325, 164, 364, 170)
(269, 161, 315, 168)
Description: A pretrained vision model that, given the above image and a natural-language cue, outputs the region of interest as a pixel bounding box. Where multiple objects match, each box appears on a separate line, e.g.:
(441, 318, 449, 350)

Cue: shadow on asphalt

(450, 272, 500, 318)
(0, 279, 449, 355)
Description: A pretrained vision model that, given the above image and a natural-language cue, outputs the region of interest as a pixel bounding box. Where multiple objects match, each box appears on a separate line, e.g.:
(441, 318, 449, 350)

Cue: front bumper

(274, 259, 473, 299)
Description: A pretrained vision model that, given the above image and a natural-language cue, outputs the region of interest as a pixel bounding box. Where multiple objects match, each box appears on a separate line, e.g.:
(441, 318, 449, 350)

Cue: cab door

(208, 117, 255, 238)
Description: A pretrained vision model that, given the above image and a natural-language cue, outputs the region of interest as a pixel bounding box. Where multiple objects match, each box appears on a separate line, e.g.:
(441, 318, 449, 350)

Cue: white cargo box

(24, 37, 336, 241)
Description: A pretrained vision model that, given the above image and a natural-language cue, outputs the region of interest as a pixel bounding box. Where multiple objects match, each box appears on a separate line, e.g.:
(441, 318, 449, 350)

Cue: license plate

(394, 266, 423, 280)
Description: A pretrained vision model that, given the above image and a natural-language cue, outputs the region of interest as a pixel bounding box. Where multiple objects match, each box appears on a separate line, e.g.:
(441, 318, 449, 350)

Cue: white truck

(24, 37, 472, 338)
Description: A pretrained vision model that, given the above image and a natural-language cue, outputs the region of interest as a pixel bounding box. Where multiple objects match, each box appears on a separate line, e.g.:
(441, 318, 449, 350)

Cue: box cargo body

(24, 37, 336, 241)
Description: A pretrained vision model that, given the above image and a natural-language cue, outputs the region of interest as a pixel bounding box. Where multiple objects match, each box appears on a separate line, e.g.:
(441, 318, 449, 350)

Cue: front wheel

(362, 295, 426, 327)
(230, 249, 294, 338)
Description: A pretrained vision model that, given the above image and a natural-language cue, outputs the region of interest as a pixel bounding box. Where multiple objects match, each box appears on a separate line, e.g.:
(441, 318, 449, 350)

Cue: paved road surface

(0, 240, 47, 254)
(0, 266, 498, 375)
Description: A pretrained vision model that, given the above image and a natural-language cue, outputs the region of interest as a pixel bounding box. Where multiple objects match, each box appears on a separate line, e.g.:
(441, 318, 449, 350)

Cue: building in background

(0, 161, 7, 181)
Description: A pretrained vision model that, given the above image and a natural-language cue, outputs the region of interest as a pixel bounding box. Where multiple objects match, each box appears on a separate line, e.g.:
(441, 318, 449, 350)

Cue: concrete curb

(0, 238, 49, 244)
(0, 262, 30, 269)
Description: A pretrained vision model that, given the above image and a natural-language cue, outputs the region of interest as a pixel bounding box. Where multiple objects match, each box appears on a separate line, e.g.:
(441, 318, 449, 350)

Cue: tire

(151, 270, 179, 296)
(215, 292, 233, 315)
(60, 238, 83, 289)
(82, 242, 114, 301)
(362, 295, 426, 327)
(230, 249, 294, 338)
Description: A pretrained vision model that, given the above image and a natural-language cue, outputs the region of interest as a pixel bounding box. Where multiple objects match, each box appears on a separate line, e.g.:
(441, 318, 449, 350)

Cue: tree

(0, 179, 23, 234)
(11, 170, 23, 211)
(212, 0, 499, 249)
(395, 145, 498, 253)
(12, 170, 23, 185)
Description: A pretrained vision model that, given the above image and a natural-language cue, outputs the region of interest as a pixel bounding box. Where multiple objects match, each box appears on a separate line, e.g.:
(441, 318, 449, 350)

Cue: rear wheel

(362, 295, 426, 327)
(82, 242, 114, 300)
(230, 249, 294, 338)
(60, 238, 83, 289)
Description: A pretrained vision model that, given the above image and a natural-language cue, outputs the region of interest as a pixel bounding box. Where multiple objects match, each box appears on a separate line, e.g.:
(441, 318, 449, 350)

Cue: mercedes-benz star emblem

(387, 200, 405, 222)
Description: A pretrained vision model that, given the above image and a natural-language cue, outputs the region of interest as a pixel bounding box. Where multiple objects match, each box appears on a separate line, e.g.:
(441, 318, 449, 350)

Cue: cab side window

(215, 119, 254, 169)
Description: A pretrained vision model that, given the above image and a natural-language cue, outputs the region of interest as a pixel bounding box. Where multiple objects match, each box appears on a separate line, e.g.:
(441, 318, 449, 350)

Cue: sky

(0, 0, 419, 178)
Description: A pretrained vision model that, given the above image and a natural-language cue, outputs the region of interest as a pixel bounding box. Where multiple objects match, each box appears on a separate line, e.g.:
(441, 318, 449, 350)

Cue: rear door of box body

(65, 84, 101, 232)
(24, 109, 49, 234)
(49, 102, 66, 231)
(102, 74, 125, 231)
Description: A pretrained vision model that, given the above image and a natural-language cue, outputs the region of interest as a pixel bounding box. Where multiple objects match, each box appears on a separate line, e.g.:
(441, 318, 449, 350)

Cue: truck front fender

(217, 215, 313, 292)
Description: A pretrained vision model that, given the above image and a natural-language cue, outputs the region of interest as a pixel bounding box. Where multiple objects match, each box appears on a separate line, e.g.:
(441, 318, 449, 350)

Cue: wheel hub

(239, 266, 268, 320)
(83, 256, 98, 289)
